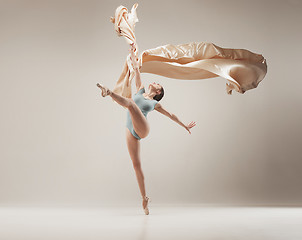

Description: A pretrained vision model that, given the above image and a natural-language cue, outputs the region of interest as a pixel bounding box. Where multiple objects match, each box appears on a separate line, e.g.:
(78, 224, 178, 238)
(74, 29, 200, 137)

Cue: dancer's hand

(129, 44, 139, 70)
(130, 42, 137, 52)
(185, 121, 196, 134)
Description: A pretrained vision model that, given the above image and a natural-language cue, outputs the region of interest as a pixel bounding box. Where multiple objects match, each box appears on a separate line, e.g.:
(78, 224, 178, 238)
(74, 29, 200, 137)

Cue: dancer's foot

(96, 83, 111, 97)
(142, 196, 150, 215)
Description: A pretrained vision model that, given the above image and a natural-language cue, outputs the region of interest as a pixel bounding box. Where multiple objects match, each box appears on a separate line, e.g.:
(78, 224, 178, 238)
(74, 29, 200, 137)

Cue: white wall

(0, 0, 301, 206)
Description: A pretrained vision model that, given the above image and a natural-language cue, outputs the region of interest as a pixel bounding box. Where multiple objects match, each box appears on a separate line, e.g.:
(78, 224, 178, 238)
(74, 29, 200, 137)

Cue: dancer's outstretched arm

(154, 103, 196, 134)
(129, 43, 144, 93)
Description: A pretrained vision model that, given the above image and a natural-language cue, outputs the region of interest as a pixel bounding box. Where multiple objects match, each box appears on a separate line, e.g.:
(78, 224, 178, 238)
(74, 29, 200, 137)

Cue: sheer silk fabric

(110, 3, 267, 99)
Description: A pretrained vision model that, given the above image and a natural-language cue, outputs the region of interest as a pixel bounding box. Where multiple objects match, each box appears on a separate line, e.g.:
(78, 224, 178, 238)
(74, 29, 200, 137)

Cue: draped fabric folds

(110, 3, 267, 99)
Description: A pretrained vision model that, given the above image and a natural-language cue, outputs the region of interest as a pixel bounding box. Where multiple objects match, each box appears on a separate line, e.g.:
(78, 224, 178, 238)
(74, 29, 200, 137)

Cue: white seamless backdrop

(0, 0, 301, 207)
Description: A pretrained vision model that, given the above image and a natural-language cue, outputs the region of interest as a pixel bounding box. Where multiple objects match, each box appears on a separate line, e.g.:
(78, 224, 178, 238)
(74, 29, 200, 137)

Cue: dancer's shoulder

(135, 86, 145, 95)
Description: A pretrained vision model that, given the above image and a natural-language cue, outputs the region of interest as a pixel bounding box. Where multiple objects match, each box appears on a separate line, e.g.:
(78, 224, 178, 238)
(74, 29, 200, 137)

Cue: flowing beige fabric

(110, 3, 267, 99)
(139, 42, 267, 94)
(110, 3, 139, 99)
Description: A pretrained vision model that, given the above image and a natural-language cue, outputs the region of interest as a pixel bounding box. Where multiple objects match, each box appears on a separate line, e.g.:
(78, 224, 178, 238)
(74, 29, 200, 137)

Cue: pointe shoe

(142, 196, 151, 215)
(96, 83, 111, 97)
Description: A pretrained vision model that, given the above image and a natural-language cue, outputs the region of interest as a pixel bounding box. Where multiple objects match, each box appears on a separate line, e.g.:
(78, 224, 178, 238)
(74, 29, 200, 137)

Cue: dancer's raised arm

(154, 103, 196, 134)
(129, 43, 144, 93)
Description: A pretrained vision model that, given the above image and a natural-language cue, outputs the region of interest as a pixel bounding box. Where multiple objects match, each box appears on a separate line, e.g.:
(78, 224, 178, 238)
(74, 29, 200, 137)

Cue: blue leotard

(126, 87, 158, 140)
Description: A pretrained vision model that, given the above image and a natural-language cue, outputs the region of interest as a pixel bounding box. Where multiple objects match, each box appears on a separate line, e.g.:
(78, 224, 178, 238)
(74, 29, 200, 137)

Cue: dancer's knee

(132, 160, 141, 169)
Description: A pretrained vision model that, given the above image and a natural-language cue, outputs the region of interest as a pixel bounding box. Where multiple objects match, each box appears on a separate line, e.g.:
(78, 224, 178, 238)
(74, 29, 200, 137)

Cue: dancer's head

(149, 82, 164, 102)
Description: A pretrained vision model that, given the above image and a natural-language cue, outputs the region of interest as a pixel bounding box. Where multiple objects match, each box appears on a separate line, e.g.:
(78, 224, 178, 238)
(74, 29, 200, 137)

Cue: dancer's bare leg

(97, 83, 150, 138)
(125, 128, 149, 209)
(97, 83, 149, 208)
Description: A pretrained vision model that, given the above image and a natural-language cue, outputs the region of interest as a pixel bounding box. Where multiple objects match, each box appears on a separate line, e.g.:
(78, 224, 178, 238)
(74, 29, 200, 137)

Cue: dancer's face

(149, 82, 162, 95)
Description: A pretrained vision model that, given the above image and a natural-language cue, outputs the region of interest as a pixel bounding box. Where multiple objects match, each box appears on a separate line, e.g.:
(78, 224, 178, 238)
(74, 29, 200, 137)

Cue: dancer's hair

(153, 87, 164, 102)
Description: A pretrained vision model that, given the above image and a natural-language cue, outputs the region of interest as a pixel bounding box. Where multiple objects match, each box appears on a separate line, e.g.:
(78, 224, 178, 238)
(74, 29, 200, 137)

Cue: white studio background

(0, 0, 301, 207)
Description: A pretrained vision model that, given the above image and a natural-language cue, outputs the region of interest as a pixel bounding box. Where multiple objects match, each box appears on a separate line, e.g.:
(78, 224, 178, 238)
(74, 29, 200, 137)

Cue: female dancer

(97, 43, 196, 215)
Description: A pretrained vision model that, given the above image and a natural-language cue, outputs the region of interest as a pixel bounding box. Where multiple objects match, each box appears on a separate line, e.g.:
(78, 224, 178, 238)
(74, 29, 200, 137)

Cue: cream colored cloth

(110, 3, 267, 98)
(110, 3, 139, 99)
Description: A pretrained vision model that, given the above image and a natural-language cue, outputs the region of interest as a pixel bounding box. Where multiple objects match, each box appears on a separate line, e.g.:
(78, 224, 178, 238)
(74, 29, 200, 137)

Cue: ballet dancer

(97, 43, 196, 215)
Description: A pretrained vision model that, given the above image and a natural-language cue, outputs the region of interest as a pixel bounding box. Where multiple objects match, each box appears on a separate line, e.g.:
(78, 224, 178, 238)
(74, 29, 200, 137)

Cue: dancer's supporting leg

(97, 84, 150, 138)
(125, 128, 148, 207)
(97, 83, 149, 209)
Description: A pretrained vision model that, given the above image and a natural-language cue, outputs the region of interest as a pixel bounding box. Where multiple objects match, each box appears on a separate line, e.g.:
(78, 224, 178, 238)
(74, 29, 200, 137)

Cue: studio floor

(0, 205, 301, 240)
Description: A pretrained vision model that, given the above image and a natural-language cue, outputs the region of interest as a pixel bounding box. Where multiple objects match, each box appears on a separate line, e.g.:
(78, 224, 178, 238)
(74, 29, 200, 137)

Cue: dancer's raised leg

(97, 83, 150, 138)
